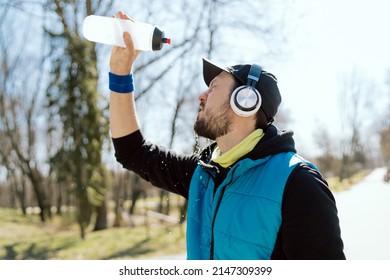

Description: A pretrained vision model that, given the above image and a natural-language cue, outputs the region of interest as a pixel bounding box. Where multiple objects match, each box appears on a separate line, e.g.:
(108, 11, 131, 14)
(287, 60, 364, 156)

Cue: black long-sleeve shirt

(113, 126, 346, 259)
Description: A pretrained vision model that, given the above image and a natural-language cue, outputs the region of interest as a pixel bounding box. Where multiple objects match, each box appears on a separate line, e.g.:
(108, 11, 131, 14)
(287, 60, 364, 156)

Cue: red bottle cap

(162, 38, 171, 45)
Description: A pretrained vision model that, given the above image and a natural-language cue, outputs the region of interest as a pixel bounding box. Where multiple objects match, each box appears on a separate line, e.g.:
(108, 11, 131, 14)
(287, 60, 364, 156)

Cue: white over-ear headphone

(230, 64, 262, 117)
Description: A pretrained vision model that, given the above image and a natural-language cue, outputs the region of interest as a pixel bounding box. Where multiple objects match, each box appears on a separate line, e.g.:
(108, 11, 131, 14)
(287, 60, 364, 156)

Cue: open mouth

(198, 102, 205, 113)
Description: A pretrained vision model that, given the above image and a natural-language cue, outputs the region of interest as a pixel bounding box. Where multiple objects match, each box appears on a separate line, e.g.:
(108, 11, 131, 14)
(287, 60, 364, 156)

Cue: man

(109, 11, 345, 260)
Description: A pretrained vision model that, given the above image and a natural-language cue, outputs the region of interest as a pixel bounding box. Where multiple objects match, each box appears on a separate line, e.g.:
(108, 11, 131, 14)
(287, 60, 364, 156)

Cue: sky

(265, 0, 390, 156)
(3, 0, 388, 172)
(101, 0, 390, 159)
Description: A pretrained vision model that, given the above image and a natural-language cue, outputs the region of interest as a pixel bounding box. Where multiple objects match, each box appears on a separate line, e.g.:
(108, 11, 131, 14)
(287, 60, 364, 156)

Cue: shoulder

(282, 162, 338, 216)
(275, 163, 345, 259)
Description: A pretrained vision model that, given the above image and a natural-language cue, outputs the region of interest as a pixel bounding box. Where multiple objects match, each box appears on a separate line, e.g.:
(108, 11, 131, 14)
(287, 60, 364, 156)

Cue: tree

(44, 0, 113, 238)
(0, 3, 51, 221)
(380, 127, 390, 167)
(313, 124, 339, 177)
(379, 70, 390, 167)
(338, 69, 374, 179)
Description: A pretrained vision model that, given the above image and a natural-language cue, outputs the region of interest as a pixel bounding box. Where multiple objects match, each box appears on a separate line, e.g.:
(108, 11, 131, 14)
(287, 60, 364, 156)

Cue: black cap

(151, 27, 171, 51)
(202, 58, 281, 122)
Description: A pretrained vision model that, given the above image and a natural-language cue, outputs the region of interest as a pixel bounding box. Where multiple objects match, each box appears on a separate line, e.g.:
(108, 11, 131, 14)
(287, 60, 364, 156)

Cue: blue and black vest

(186, 151, 316, 260)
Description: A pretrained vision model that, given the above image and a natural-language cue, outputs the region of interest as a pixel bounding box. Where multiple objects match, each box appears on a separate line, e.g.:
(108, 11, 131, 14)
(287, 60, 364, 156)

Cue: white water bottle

(82, 15, 171, 51)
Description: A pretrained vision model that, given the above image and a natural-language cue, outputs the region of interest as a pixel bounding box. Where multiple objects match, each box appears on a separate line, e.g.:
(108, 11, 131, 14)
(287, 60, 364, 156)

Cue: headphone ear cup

(230, 86, 262, 117)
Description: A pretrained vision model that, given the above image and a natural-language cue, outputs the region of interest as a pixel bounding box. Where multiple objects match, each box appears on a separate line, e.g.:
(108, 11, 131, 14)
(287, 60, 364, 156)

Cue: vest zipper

(209, 167, 237, 260)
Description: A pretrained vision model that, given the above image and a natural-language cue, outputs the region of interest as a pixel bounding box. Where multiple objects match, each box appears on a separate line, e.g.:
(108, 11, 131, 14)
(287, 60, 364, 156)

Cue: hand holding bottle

(83, 12, 170, 51)
(109, 11, 141, 76)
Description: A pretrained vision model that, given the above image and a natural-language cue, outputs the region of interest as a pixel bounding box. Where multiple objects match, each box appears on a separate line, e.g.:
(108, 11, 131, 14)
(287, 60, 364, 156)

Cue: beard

(193, 101, 233, 140)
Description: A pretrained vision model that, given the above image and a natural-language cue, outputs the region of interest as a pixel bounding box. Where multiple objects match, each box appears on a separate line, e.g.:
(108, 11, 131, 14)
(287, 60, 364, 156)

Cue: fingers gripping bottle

(82, 15, 171, 51)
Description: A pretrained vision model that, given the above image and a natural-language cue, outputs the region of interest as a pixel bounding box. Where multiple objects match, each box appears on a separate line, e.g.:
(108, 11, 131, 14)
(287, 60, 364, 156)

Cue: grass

(0, 208, 186, 260)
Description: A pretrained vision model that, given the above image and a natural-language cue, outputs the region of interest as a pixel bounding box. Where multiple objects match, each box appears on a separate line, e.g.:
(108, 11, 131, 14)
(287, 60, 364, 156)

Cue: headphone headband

(246, 64, 262, 88)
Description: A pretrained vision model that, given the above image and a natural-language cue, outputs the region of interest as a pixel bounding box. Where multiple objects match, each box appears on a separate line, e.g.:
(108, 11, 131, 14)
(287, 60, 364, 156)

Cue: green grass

(0, 208, 186, 260)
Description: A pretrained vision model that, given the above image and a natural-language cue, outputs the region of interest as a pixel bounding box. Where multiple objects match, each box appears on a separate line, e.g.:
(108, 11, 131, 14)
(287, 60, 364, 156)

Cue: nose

(198, 89, 209, 102)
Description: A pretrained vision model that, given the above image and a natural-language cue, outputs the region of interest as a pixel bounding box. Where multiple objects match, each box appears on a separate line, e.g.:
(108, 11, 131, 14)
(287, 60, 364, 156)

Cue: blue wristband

(109, 72, 134, 93)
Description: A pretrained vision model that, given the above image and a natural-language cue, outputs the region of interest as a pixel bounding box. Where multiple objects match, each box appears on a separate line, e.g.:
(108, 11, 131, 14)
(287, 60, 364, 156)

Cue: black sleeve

(271, 164, 346, 260)
(112, 130, 198, 199)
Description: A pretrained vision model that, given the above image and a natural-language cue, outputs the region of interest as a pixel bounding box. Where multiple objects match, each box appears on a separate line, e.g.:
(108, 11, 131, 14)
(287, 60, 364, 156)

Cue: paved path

(334, 167, 390, 259)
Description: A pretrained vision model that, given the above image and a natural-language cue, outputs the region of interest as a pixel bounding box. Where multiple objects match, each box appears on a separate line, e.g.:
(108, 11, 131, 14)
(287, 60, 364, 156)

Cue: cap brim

(202, 58, 228, 87)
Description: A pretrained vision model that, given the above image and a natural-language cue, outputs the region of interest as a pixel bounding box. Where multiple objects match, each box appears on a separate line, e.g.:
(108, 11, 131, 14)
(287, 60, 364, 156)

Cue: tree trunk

(27, 166, 50, 222)
(179, 199, 188, 224)
(129, 175, 144, 215)
(94, 202, 108, 231)
(78, 189, 92, 240)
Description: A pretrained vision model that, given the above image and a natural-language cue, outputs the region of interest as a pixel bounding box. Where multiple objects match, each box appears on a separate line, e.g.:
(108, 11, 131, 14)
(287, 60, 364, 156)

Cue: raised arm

(109, 11, 142, 138)
(108, 12, 198, 199)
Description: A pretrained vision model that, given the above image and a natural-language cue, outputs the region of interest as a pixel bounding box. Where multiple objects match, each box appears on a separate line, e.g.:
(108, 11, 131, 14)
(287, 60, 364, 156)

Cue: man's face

(194, 72, 236, 140)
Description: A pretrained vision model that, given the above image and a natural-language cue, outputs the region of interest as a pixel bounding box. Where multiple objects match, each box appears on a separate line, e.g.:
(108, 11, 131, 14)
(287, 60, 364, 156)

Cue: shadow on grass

(2, 240, 76, 260)
(104, 238, 152, 260)
(4, 244, 17, 260)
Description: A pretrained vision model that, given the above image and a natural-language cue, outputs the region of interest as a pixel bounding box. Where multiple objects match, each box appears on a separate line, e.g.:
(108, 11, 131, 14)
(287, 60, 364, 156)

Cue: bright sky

(77, 0, 390, 161)
(268, 0, 390, 156)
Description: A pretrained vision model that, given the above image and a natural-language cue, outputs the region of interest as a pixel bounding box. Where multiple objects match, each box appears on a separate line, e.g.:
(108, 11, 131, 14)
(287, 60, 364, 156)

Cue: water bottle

(82, 15, 171, 51)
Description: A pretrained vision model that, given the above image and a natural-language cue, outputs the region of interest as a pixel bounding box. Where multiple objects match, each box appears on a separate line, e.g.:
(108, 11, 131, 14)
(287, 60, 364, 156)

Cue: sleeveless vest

(186, 151, 315, 259)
